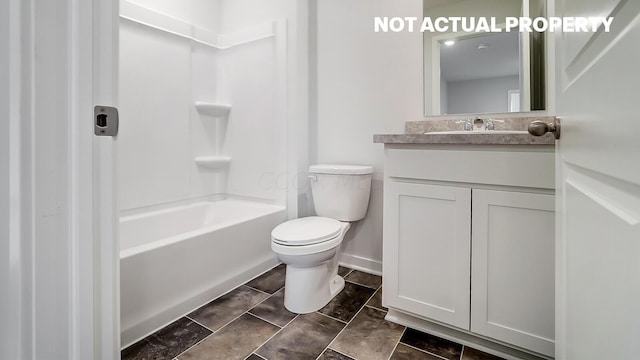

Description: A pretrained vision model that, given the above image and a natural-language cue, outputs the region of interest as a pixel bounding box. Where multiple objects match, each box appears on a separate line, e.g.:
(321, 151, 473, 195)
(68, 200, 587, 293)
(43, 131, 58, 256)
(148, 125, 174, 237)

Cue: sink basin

(426, 130, 529, 135)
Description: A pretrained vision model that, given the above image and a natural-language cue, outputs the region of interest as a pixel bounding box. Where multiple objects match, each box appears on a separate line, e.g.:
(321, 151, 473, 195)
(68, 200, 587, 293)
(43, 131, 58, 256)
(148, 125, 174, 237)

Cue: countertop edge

(373, 133, 556, 145)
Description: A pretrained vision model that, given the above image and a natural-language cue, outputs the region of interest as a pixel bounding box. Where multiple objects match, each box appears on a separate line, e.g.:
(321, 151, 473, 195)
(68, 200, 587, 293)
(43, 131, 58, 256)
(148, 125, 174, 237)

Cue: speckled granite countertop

(373, 132, 555, 145)
(374, 115, 556, 145)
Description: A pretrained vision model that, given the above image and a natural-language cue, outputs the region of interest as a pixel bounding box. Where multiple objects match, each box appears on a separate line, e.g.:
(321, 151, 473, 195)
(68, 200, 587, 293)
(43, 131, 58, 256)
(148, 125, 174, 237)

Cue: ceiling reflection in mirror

(423, 0, 546, 116)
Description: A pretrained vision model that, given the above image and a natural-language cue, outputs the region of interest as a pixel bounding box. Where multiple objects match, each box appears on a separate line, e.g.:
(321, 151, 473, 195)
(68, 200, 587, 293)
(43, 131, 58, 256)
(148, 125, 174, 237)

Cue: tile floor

(121, 265, 505, 360)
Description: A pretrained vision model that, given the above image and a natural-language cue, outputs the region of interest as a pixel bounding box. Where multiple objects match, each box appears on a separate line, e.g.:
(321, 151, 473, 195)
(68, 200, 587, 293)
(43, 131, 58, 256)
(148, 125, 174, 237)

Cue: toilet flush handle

(308, 174, 318, 182)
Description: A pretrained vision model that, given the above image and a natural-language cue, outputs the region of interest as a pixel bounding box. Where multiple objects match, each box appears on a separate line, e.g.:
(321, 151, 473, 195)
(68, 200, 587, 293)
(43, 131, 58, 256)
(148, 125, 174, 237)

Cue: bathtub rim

(120, 199, 286, 259)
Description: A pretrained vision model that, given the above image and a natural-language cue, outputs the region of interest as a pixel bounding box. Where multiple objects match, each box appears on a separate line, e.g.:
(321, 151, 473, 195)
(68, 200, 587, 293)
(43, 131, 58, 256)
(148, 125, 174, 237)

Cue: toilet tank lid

(309, 164, 373, 175)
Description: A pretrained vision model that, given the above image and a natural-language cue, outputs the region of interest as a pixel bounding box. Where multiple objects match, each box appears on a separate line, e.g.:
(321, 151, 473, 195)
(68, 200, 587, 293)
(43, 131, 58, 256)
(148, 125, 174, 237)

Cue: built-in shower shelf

(194, 156, 231, 169)
(195, 102, 232, 117)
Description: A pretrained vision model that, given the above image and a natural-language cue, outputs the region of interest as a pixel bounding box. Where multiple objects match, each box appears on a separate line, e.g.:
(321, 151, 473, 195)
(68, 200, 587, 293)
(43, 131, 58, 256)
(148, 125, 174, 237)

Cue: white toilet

(271, 164, 373, 313)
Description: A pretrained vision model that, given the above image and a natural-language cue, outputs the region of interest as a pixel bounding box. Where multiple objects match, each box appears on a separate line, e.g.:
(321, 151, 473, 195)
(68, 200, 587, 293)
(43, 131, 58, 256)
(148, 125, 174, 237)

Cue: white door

(555, 1, 640, 359)
(383, 182, 471, 330)
(471, 189, 555, 357)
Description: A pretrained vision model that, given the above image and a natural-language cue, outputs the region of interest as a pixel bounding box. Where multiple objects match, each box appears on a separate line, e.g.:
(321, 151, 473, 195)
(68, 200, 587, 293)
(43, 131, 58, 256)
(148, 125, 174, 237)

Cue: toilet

(271, 164, 373, 313)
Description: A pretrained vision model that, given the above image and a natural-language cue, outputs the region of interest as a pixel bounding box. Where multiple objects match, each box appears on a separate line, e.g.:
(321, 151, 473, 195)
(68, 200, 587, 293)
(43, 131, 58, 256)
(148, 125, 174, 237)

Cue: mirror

(423, 0, 546, 116)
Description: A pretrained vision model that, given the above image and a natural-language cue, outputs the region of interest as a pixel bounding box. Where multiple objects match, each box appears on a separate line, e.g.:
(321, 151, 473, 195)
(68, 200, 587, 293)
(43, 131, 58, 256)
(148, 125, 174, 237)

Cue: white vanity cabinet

(382, 144, 555, 359)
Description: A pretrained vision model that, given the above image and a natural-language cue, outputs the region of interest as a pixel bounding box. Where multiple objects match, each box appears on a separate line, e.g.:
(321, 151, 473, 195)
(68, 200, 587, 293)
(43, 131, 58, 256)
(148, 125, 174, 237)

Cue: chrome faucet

(485, 118, 505, 131)
(472, 117, 484, 130)
(455, 119, 473, 131)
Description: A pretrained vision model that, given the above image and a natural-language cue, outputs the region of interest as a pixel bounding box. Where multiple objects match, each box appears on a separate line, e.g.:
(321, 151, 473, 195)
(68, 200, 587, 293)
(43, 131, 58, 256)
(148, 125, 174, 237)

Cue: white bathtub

(119, 199, 286, 347)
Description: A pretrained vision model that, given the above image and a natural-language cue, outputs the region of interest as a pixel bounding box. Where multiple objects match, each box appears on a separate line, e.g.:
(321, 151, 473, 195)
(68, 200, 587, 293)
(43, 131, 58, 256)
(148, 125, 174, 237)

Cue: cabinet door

(471, 189, 554, 357)
(383, 181, 471, 329)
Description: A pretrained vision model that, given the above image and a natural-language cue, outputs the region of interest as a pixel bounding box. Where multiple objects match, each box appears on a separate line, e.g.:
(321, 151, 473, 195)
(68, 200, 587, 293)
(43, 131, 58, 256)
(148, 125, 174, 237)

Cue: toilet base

(283, 263, 345, 314)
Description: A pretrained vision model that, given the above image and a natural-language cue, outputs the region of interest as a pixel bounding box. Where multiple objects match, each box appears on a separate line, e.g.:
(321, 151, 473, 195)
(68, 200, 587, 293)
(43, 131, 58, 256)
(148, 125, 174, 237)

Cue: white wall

(217, 0, 309, 219)
(440, 74, 448, 114)
(447, 75, 519, 114)
(217, 0, 291, 203)
(312, 0, 424, 271)
(128, 0, 222, 32)
(0, 2, 12, 357)
(118, 0, 291, 212)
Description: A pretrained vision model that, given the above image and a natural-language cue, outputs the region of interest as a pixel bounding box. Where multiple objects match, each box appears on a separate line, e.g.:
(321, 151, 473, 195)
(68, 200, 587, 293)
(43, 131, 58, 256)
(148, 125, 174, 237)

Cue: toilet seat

(271, 217, 342, 246)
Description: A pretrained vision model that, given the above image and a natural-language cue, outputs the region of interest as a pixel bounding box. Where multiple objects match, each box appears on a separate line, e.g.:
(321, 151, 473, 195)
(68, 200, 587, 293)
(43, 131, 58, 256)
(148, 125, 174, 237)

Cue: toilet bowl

(271, 164, 373, 313)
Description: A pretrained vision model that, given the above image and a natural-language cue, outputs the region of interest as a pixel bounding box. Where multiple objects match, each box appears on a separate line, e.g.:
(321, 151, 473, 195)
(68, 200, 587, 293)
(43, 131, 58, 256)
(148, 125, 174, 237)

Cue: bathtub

(119, 199, 286, 347)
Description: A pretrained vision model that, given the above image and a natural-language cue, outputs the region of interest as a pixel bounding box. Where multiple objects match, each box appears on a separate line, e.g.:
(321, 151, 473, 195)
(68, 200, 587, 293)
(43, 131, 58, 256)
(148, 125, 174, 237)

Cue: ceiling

(440, 31, 520, 83)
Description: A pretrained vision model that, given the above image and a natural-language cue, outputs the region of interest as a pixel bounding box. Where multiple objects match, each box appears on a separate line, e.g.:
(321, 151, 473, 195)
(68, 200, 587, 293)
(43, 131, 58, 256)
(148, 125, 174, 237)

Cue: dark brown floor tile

(318, 348, 355, 360)
(256, 312, 345, 360)
(249, 288, 296, 327)
(390, 343, 442, 360)
(345, 270, 382, 289)
(245, 264, 286, 294)
(367, 287, 386, 311)
(318, 282, 375, 322)
(245, 354, 266, 360)
(400, 329, 462, 360)
(462, 346, 506, 360)
(330, 306, 405, 360)
(187, 286, 269, 331)
(122, 317, 211, 360)
(338, 266, 352, 277)
(179, 313, 279, 360)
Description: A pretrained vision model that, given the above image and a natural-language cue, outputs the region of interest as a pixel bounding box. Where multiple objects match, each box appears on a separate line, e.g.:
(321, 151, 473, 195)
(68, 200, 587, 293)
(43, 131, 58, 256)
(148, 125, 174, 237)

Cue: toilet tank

(309, 164, 373, 221)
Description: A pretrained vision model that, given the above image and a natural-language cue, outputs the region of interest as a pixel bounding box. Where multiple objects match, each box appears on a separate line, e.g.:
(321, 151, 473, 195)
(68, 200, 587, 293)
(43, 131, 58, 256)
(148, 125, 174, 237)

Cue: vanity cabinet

(382, 144, 555, 358)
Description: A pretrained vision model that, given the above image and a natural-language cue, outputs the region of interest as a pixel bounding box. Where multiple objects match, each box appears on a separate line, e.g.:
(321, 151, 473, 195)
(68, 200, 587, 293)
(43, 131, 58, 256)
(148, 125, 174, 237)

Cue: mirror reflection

(423, 0, 546, 116)
(440, 32, 520, 114)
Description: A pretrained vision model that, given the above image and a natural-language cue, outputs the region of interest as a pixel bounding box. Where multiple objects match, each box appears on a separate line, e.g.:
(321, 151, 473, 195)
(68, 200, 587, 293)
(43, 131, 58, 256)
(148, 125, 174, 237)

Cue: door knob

(528, 118, 560, 139)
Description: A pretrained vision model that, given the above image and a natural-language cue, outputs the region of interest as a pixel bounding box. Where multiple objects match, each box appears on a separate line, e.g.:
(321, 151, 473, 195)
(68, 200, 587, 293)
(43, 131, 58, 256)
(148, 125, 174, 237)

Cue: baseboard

(338, 253, 382, 276)
(385, 309, 552, 360)
(120, 255, 279, 349)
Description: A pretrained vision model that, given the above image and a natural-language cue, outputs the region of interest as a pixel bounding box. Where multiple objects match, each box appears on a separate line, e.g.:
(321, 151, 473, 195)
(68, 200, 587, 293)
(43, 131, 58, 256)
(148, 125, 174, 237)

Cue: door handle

(528, 118, 560, 139)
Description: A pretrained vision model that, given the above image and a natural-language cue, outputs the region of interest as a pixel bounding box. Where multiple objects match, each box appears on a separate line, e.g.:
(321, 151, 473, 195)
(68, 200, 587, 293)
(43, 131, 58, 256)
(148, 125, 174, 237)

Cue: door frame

(3, 0, 120, 358)
(92, 0, 120, 358)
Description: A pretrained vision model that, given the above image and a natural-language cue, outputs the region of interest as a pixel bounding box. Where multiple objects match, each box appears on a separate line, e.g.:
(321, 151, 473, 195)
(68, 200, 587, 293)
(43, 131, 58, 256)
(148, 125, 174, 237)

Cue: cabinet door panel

(384, 182, 471, 329)
(471, 189, 555, 357)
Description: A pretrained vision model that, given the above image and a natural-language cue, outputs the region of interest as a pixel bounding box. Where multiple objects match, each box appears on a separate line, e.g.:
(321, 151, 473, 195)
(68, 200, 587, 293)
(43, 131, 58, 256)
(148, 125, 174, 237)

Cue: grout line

(247, 289, 278, 312)
(363, 304, 387, 312)
(185, 315, 216, 334)
(246, 352, 268, 360)
(251, 313, 301, 357)
(363, 304, 387, 314)
(200, 305, 258, 336)
(397, 341, 451, 360)
(245, 311, 285, 329)
(385, 326, 407, 360)
(315, 310, 348, 324)
(318, 347, 355, 360)
(344, 278, 382, 290)
(172, 331, 214, 359)
(242, 262, 285, 295)
(460, 345, 465, 360)
(243, 283, 276, 296)
(323, 283, 383, 358)
(279, 312, 300, 328)
(340, 267, 354, 277)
